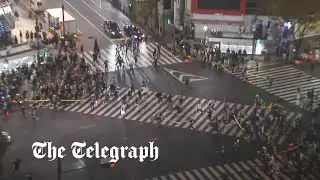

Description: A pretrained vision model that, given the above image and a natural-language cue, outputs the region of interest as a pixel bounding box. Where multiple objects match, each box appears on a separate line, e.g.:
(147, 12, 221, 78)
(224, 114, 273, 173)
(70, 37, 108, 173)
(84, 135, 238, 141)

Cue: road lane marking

(89, 0, 101, 8)
(63, 0, 114, 44)
(81, 0, 106, 21)
(79, 124, 97, 129)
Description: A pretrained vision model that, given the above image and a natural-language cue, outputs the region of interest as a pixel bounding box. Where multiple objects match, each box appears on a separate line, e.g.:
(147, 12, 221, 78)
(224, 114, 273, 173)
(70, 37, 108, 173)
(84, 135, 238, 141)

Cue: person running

(154, 111, 164, 125)
(11, 158, 22, 175)
(90, 94, 95, 109)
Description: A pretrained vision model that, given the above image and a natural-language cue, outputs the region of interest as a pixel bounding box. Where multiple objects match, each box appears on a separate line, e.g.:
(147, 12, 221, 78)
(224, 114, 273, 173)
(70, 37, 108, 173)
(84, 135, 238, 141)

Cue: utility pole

(61, 4, 66, 37)
(57, 158, 61, 180)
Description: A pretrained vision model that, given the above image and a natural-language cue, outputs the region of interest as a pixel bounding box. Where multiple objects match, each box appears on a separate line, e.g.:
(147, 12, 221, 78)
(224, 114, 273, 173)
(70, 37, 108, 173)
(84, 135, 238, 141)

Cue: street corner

(0, 43, 34, 58)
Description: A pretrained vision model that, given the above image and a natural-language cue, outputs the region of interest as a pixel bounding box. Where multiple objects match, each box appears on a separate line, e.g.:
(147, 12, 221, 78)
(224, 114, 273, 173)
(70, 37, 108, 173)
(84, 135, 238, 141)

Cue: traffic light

(167, 18, 171, 25)
(44, 49, 48, 57)
(256, 39, 261, 44)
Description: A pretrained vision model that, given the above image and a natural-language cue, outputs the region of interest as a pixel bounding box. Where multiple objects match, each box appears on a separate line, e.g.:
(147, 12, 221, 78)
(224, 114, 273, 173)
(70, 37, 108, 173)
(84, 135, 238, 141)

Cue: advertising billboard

(191, 0, 246, 15)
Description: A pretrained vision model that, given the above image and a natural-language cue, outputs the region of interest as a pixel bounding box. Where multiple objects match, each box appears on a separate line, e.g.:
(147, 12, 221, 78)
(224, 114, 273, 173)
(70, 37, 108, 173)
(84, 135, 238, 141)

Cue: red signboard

(191, 0, 246, 15)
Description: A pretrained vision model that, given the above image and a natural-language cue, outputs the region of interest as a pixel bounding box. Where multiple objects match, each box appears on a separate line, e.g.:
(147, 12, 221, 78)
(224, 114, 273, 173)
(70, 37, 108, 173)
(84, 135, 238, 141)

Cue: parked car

(102, 20, 122, 38)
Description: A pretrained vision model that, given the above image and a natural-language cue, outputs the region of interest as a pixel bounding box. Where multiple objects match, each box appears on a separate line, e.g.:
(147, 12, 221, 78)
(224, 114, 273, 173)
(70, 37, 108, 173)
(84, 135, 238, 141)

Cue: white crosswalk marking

(276, 153, 320, 180)
(38, 88, 301, 144)
(81, 42, 182, 72)
(144, 159, 295, 180)
(232, 65, 320, 109)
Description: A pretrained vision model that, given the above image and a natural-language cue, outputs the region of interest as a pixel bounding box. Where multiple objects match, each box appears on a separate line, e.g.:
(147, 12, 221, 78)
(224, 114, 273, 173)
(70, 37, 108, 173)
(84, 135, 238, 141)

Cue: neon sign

(0, 6, 12, 15)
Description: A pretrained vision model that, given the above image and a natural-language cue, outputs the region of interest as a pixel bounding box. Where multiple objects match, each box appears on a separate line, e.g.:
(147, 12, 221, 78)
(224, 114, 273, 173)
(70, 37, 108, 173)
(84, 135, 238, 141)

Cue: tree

(257, 0, 320, 51)
(131, 0, 157, 24)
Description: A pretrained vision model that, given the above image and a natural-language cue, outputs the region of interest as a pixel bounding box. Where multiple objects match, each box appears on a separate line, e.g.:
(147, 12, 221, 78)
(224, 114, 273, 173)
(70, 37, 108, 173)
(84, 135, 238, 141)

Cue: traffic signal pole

(61, 4, 66, 37)
(35, 13, 40, 62)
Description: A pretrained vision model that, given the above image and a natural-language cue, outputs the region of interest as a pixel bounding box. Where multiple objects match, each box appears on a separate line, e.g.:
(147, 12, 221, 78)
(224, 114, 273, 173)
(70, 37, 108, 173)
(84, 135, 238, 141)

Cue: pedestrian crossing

(145, 159, 293, 180)
(37, 88, 302, 145)
(232, 65, 320, 109)
(276, 153, 320, 180)
(82, 42, 183, 72)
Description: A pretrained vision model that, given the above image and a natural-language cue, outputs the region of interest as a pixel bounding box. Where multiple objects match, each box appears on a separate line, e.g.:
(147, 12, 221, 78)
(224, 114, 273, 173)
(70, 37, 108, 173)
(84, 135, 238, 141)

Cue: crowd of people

(0, 31, 319, 179)
(0, 33, 165, 119)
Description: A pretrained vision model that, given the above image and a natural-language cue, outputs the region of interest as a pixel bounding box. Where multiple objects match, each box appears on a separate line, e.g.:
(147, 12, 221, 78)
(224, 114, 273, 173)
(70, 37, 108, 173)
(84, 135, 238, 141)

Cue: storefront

(0, 2, 15, 46)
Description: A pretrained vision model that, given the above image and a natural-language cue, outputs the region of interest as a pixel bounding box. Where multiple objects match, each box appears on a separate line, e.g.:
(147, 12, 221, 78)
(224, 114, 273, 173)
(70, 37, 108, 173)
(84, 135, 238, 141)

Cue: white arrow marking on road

(164, 68, 208, 83)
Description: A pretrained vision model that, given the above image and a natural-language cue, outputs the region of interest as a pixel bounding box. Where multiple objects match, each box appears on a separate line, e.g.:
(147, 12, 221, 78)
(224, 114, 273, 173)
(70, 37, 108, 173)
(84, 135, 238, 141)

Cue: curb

(1, 48, 35, 58)
(0, 42, 29, 51)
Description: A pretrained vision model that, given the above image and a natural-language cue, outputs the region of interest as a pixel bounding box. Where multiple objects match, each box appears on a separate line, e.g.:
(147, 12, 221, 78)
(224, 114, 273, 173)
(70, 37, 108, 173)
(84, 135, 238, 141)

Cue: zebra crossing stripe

(99, 89, 131, 116)
(80, 42, 183, 72)
(123, 92, 153, 120)
(139, 97, 164, 122)
(170, 97, 198, 127)
(150, 95, 179, 124)
(147, 43, 175, 64)
(104, 90, 133, 117)
(168, 174, 178, 180)
(200, 168, 216, 179)
(88, 51, 105, 68)
(146, 159, 281, 180)
(83, 52, 98, 72)
(174, 98, 200, 127)
(134, 94, 158, 121)
(160, 176, 169, 180)
(40, 88, 302, 143)
(192, 169, 206, 180)
(247, 160, 271, 180)
(233, 65, 320, 109)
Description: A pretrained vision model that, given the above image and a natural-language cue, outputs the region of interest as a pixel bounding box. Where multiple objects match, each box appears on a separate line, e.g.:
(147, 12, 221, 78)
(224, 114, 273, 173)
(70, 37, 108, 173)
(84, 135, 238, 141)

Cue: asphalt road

(106, 62, 300, 112)
(0, 0, 306, 179)
(1, 108, 259, 180)
(42, 0, 138, 50)
(41, 0, 116, 52)
(1, 61, 303, 179)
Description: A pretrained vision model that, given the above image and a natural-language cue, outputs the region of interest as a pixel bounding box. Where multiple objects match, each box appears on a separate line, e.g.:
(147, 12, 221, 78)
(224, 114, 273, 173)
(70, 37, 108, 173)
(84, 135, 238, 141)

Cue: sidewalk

(0, 43, 32, 57)
(0, 1, 36, 57)
(11, 1, 36, 43)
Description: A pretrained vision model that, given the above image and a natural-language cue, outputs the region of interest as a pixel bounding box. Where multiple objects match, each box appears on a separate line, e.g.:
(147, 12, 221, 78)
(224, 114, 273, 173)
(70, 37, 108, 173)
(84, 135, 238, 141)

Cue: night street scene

(0, 0, 320, 179)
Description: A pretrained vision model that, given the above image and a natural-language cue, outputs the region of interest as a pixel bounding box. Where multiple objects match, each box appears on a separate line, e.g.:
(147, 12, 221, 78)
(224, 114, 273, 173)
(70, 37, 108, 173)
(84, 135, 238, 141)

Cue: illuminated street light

(203, 26, 208, 31)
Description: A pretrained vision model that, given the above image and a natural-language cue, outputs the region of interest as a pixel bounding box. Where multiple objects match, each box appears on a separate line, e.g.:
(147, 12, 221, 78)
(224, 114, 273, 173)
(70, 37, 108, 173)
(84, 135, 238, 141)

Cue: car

(102, 20, 122, 38)
(1, 131, 12, 145)
(123, 25, 145, 41)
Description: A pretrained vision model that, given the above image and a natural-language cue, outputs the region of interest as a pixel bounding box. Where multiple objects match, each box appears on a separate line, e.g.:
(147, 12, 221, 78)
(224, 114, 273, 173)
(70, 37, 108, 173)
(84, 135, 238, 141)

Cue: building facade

(173, 0, 269, 54)
(0, 1, 15, 46)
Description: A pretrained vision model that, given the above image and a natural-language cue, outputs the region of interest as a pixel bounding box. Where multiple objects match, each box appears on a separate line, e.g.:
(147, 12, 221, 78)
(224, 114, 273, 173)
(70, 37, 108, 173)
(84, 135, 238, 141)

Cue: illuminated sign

(191, 0, 246, 15)
(0, 5, 12, 15)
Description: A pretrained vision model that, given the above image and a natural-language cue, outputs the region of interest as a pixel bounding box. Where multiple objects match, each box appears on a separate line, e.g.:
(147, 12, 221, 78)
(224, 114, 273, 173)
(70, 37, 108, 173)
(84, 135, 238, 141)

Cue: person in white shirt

(196, 101, 203, 114)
